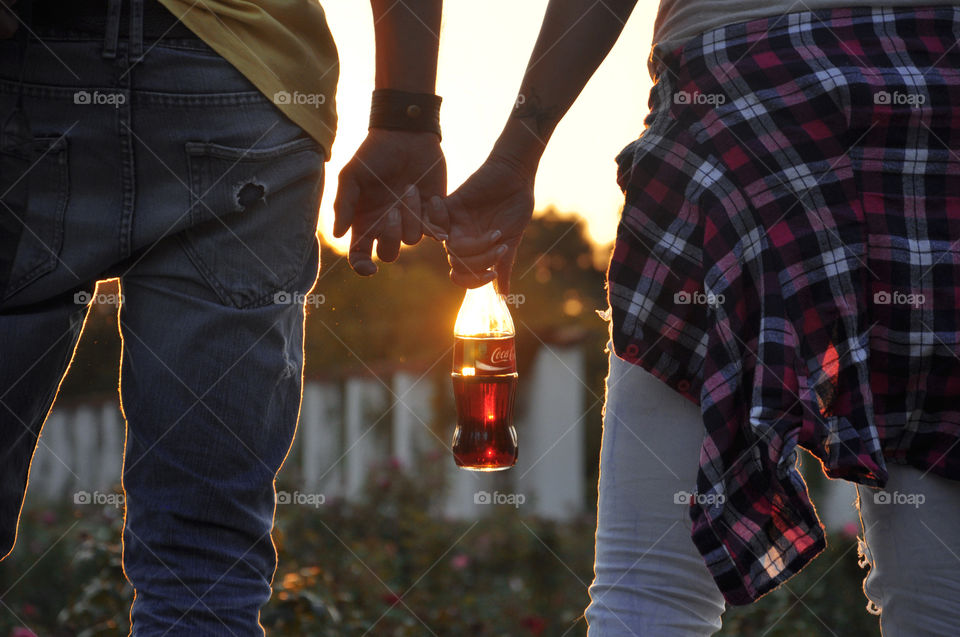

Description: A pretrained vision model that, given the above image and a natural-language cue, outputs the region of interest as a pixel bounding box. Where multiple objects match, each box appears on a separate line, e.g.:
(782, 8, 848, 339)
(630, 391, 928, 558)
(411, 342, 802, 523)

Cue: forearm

(370, 0, 442, 92)
(491, 0, 638, 175)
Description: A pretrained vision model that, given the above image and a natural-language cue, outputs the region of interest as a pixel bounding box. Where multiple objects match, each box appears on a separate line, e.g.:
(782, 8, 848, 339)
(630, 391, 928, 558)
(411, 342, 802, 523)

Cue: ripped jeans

(584, 344, 960, 636)
(0, 14, 323, 637)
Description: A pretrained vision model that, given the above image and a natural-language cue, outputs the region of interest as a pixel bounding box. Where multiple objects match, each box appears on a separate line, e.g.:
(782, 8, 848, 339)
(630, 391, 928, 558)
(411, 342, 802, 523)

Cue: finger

(496, 244, 519, 296)
(446, 227, 502, 258)
(426, 196, 450, 239)
(450, 266, 497, 289)
(376, 207, 402, 263)
(421, 216, 448, 241)
(400, 185, 423, 245)
(437, 192, 500, 254)
(448, 243, 508, 278)
(333, 174, 359, 238)
(348, 222, 378, 276)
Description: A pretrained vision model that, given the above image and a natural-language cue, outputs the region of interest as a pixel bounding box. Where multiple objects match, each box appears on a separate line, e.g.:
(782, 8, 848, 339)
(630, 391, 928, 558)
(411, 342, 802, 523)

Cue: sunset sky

(319, 1, 657, 254)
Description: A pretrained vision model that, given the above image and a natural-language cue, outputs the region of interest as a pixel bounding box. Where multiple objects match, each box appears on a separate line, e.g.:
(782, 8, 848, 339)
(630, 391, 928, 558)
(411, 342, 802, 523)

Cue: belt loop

(129, 0, 144, 60)
(103, 0, 122, 59)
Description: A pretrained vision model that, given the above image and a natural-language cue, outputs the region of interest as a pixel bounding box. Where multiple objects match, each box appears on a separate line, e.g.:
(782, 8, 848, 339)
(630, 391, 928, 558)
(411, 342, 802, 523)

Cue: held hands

(334, 129, 447, 275)
(431, 155, 536, 295)
(333, 130, 536, 295)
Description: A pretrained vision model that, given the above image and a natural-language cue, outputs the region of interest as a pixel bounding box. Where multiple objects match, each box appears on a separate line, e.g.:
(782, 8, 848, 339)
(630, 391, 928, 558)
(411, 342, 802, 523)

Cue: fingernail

(389, 208, 400, 223)
(490, 230, 502, 241)
(404, 184, 416, 198)
(495, 244, 508, 256)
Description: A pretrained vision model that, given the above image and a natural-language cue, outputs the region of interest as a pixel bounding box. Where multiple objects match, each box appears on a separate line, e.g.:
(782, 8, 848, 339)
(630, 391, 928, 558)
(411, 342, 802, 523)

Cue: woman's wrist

(490, 122, 546, 182)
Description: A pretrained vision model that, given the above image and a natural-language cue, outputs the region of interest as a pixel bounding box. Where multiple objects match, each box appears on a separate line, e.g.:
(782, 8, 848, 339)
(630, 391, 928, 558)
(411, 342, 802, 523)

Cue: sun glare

(317, 2, 655, 258)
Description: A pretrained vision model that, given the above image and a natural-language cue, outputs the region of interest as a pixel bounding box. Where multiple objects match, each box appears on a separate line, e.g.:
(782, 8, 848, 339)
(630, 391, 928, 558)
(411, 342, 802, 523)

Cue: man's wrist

(369, 89, 442, 140)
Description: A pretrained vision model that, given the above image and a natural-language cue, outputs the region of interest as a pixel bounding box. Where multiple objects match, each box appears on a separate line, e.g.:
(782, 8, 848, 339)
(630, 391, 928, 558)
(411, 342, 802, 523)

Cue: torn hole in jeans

(233, 179, 266, 211)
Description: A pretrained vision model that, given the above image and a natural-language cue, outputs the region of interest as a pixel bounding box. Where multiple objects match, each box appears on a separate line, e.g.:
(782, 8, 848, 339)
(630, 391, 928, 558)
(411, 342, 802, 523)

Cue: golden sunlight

(318, 1, 656, 255)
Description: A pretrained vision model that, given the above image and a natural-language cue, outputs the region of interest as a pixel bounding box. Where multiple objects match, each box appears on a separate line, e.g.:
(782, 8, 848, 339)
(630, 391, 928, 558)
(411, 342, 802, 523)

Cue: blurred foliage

(10, 212, 880, 635)
(2, 460, 877, 636)
(58, 211, 612, 508)
(60, 210, 610, 395)
(300, 208, 609, 375)
(300, 209, 611, 507)
(718, 533, 878, 636)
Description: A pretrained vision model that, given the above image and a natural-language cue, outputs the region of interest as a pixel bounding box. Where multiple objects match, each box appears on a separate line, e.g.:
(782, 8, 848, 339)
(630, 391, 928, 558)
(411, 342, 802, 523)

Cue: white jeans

(585, 344, 960, 636)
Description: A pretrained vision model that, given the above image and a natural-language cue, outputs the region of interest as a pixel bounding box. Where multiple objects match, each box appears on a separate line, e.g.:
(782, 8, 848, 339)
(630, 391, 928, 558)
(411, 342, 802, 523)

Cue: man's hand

(333, 129, 446, 276)
(433, 155, 535, 294)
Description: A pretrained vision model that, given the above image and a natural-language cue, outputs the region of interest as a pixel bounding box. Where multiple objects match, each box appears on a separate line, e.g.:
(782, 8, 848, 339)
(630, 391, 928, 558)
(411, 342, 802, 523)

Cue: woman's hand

(432, 154, 535, 294)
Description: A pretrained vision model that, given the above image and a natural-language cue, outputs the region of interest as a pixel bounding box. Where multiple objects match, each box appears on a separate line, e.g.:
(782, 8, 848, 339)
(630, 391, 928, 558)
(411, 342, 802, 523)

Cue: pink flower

(381, 592, 401, 606)
(450, 553, 470, 570)
(842, 521, 860, 538)
(520, 615, 547, 635)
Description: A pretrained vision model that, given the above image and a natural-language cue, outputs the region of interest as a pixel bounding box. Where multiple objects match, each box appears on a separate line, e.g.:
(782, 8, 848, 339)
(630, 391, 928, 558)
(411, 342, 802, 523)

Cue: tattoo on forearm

(511, 90, 561, 139)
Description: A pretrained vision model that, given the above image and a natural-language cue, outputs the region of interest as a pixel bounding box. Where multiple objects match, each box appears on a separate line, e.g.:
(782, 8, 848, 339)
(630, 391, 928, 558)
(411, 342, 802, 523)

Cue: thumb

(426, 196, 450, 240)
(495, 244, 518, 296)
(442, 188, 475, 228)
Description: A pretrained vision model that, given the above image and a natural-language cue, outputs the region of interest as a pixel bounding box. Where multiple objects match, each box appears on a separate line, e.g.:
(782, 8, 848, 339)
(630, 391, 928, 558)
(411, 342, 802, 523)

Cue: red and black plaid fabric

(608, 6, 960, 605)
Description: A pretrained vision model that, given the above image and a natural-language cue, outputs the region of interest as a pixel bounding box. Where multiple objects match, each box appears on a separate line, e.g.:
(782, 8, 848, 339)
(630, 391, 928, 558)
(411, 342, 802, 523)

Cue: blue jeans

(585, 342, 960, 635)
(0, 13, 324, 636)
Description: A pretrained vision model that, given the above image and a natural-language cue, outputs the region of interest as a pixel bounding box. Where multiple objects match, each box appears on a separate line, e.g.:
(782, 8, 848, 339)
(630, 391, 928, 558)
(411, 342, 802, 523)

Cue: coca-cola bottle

(451, 280, 518, 471)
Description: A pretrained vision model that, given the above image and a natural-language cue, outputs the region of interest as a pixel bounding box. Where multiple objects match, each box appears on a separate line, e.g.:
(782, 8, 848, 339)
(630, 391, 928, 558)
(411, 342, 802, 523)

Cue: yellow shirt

(157, 0, 339, 159)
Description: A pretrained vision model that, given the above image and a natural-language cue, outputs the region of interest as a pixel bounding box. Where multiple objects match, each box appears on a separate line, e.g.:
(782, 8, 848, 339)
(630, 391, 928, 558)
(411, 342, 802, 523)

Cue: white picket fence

(25, 341, 588, 521)
(23, 340, 859, 531)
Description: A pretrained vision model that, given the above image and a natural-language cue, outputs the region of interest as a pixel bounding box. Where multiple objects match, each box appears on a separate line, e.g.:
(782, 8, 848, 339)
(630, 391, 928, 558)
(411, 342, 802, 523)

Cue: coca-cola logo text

(490, 347, 513, 365)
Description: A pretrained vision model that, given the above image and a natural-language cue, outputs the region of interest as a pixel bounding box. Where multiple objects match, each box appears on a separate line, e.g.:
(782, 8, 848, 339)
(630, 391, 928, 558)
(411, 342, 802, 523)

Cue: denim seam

(2, 136, 70, 300)
(0, 80, 268, 106)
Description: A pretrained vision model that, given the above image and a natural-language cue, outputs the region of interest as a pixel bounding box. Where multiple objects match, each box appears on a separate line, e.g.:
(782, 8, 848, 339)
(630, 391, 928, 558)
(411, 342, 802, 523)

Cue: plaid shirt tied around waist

(607, 6, 960, 604)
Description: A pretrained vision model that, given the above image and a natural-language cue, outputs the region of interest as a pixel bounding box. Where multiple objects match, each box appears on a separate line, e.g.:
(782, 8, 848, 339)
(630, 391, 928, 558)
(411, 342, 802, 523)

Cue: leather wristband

(369, 89, 442, 140)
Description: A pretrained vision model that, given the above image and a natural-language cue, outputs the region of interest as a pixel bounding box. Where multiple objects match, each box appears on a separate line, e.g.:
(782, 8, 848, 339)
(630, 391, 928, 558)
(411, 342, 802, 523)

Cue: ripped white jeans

(585, 344, 960, 636)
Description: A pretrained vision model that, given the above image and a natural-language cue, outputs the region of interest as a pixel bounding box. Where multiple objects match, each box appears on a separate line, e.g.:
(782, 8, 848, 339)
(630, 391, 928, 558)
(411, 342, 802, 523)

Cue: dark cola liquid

(451, 373, 518, 470)
(451, 335, 518, 471)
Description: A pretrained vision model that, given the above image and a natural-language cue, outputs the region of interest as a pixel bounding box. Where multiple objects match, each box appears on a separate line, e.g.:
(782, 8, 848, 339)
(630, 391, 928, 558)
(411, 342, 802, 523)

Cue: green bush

(1, 460, 878, 636)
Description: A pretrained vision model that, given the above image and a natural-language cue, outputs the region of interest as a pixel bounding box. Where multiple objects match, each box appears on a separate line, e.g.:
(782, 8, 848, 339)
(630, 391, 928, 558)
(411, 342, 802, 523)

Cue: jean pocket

(181, 136, 324, 308)
(1, 134, 69, 300)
